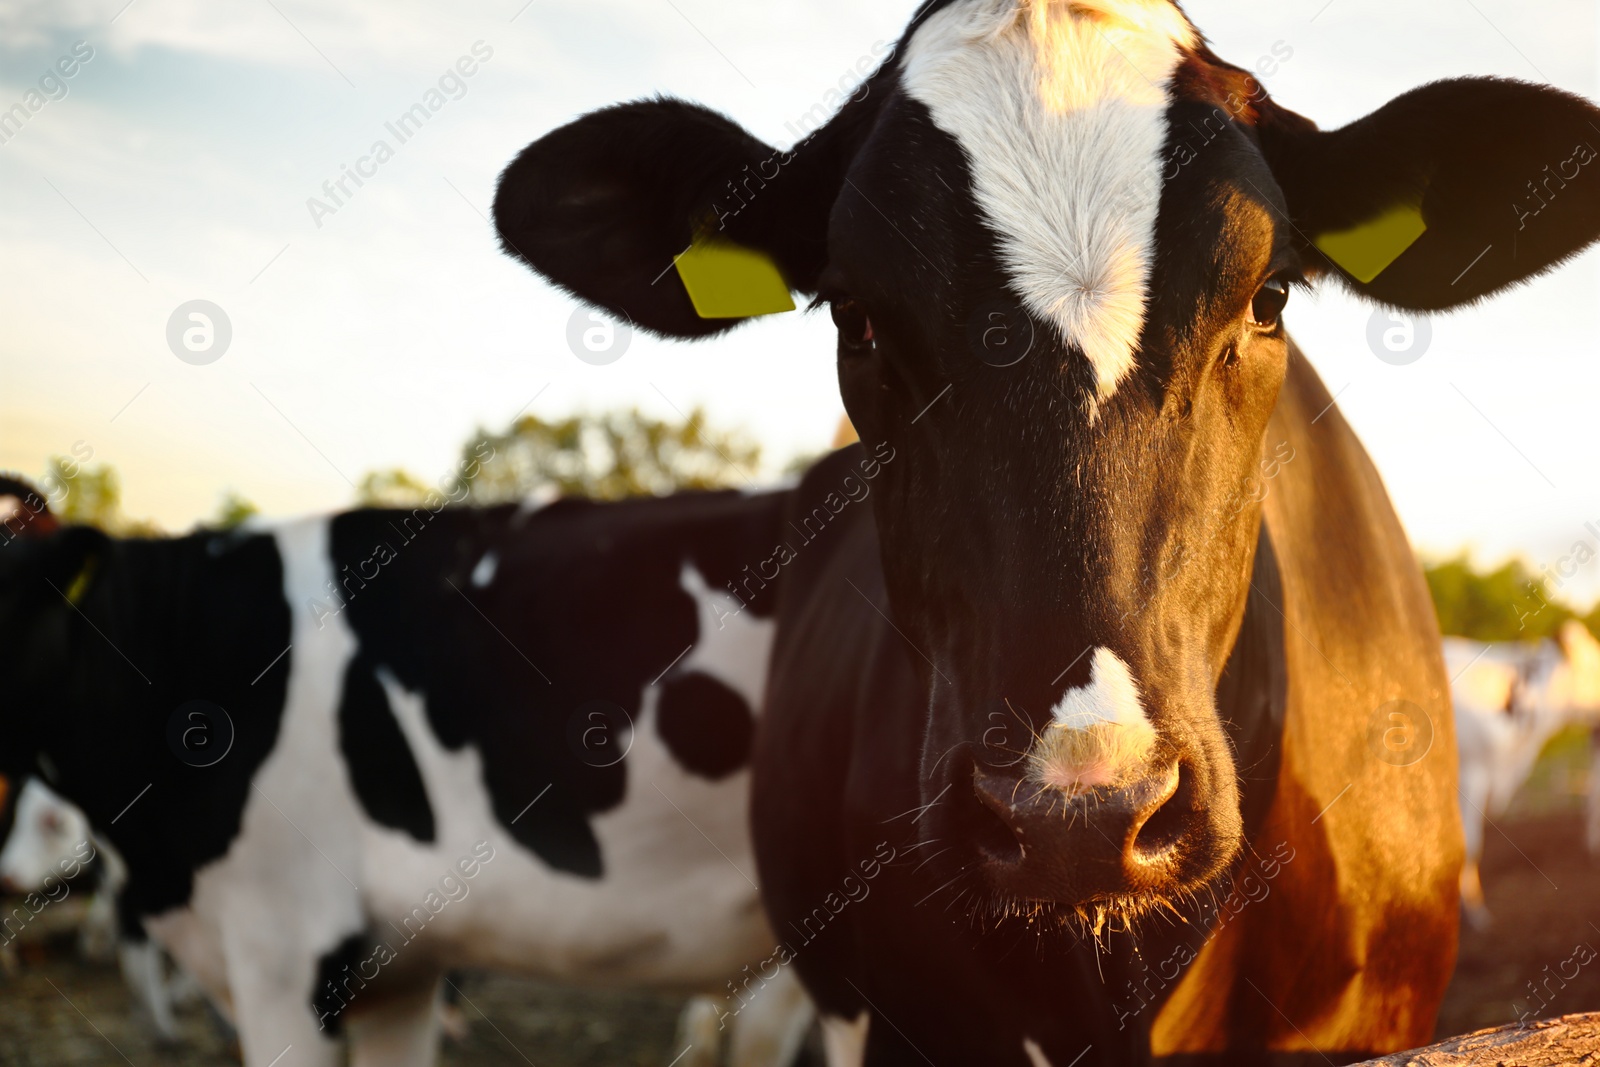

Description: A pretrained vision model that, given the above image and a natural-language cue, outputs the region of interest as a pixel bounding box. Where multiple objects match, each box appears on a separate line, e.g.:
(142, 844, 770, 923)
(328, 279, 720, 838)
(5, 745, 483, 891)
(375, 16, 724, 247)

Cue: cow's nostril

(1129, 762, 1192, 863)
(965, 778, 1026, 866)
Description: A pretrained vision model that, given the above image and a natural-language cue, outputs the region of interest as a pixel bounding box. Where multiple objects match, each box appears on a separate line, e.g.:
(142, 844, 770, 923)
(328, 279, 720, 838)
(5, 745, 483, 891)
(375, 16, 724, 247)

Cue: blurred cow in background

(1590, 734, 1600, 858)
(0, 477, 812, 1067)
(0, 776, 113, 962)
(1445, 620, 1600, 927)
(0, 775, 212, 1042)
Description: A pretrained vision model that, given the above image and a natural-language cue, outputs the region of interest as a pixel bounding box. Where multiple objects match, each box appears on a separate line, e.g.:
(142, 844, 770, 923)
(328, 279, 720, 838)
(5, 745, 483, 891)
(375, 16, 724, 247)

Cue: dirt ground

(2, 740, 1596, 1065)
(1433, 729, 1600, 1038)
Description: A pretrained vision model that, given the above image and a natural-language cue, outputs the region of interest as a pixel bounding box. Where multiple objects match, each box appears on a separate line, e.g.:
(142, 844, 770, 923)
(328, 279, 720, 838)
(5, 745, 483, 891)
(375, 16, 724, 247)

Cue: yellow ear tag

(64, 556, 97, 606)
(1313, 202, 1427, 284)
(674, 234, 796, 319)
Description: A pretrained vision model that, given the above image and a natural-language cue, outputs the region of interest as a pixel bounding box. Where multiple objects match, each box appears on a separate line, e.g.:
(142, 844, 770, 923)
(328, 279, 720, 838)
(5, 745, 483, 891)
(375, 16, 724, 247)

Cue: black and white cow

(0, 480, 811, 1066)
(492, 0, 1600, 1061)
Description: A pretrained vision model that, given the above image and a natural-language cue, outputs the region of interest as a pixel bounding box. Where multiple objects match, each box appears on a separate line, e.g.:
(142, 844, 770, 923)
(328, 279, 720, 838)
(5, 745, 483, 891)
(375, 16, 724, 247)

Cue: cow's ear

(1259, 78, 1600, 309)
(493, 98, 838, 338)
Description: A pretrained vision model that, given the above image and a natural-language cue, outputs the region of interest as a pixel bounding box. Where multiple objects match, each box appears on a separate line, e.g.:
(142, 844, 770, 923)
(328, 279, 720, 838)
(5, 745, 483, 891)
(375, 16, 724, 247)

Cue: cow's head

(0, 778, 90, 895)
(0, 477, 105, 782)
(494, 0, 1600, 922)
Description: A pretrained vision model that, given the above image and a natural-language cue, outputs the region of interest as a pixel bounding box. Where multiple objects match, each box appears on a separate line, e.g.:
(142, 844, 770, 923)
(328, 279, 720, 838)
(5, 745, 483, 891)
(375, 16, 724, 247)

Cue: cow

(1445, 621, 1600, 927)
(490, 0, 1600, 1061)
(0, 775, 222, 1042)
(0, 478, 813, 1067)
(0, 778, 114, 963)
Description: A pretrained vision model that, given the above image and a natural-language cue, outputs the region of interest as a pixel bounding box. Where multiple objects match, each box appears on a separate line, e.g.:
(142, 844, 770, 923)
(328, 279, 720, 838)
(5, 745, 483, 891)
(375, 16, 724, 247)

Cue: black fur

(310, 932, 367, 1036)
(338, 655, 436, 842)
(1258, 77, 1600, 308)
(656, 672, 755, 780)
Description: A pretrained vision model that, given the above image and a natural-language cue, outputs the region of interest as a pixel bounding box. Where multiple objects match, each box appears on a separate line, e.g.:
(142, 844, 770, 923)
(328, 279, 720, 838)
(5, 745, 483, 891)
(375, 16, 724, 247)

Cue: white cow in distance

(1445, 619, 1600, 928)
(0, 777, 203, 1040)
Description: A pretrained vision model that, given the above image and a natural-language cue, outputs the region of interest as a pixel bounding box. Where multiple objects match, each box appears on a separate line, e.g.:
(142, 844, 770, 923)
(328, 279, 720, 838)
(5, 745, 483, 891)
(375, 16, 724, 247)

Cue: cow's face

(0, 778, 89, 894)
(495, 0, 1600, 920)
(818, 5, 1297, 919)
(0, 485, 102, 779)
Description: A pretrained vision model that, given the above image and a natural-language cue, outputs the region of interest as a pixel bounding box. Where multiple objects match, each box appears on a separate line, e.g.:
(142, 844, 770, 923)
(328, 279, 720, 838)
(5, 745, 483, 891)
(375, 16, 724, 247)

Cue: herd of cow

(8, 1, 1600, 1064)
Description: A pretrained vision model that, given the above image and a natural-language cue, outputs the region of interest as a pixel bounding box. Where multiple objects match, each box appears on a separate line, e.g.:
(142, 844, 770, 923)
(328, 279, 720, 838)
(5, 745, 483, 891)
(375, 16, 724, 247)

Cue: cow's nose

(971, 760, 1195, 902)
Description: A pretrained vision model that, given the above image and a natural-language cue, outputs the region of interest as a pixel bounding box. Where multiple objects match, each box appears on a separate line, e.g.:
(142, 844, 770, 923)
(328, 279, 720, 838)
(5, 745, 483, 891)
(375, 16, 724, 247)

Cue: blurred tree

(212, 490, 259, 529)
(41, 458, 161, 535)
(783, 450, 826, 477)
(456, 407, 760, 503)
(356, 468, 432, 508)
(46, 457, 120, 529)
(1423, 555, 1576, 641)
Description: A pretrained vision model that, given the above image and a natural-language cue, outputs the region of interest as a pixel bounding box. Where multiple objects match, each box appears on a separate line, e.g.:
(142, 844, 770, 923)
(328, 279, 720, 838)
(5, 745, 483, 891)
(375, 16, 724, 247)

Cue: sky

(2, 0, 1600, 598)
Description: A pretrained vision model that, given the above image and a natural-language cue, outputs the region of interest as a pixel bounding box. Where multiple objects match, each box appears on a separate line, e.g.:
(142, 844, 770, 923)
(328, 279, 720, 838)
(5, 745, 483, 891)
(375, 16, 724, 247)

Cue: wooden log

(1349, 1012, 1600, 1065)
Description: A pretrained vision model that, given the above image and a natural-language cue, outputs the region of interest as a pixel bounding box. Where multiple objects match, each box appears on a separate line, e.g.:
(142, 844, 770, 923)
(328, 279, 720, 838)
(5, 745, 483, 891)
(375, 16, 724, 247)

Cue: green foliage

(42, 457, 160, 535)
(455, 407, 760, 504)
(355, 468, 433, 508)
(47, 457, 120, 528)
(212, 490, 259, 529)
(1421, 554, 1600, 641)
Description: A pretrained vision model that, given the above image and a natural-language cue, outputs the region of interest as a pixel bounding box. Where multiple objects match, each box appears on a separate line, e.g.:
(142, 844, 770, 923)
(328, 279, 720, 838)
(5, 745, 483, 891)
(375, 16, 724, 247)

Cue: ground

(1433, 727, 1600, 1038)
(2, 733, 1596, 1065)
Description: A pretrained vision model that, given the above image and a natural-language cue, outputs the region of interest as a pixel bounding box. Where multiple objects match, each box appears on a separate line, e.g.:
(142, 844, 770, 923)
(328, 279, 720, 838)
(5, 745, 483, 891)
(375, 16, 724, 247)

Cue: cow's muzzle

(970, 759, 1203, 904)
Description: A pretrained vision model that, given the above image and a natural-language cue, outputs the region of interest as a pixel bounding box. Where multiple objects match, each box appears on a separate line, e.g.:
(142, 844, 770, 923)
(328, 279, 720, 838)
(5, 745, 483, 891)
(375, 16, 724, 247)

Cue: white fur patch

(1023, 1038, 1055, 1067)
(1050, 647, 1148, 730)
(1030, 647, 1158, 791)
(901, 0, 1192, 404)
(676, 563, 775, 709)
(821, 1011, 871, 1067)
(0, 778, 89, 890)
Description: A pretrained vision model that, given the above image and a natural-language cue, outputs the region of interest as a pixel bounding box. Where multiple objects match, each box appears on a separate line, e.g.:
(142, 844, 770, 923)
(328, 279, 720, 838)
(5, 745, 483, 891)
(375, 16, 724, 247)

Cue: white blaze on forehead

(901, 0, 1193, 403)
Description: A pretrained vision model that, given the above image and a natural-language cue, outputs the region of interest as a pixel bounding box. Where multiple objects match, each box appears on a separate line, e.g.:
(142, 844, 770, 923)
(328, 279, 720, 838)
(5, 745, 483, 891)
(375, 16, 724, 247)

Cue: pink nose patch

(1027, 720, 1157, 795)
(1026, 648, 1158, 794)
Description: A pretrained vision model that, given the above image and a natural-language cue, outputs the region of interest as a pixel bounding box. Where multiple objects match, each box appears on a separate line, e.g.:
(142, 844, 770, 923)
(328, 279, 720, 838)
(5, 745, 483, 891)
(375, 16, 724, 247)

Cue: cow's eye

(830, 300, 874, 351)
(1250, 277, 1290, 328)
